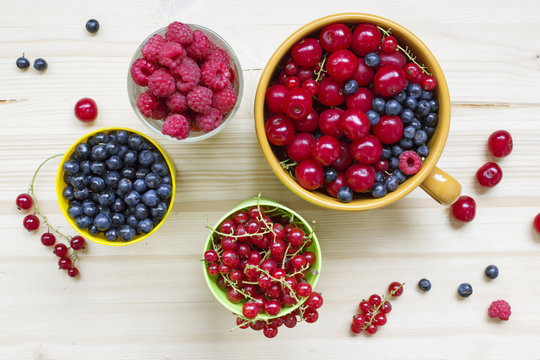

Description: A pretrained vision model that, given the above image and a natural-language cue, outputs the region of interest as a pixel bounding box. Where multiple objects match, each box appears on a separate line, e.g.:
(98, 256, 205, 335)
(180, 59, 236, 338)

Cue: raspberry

(148, 68, 176, 97)
(187, 86, 213, 113)
(195, 107, 223, 133)
(130, 58, 157, 86)
(201, 60, 231, 91)
(166, 91, 188, 113)
(158, 42, 185, 69)
(165, 21, 194, 45)
(398, 150, 422, 175)
(136, 91, 160, 117)
(488, 300, 511, 321)
(150, 99, 169, 120)
(212, 86, 237, 113)
(162, 113, 190, 140)
(172, 57, 201, 93)
(141, 34, 165, 63)
(187, 30, 212, 60)
(208, 48, 230, 66)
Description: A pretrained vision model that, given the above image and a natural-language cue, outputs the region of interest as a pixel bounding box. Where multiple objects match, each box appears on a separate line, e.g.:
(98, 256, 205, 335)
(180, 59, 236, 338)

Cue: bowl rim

(127, 23, 244, 143)
(202, 196, 322, 320)
(55, 127, 176, 246)
(254, 13, 451, 211)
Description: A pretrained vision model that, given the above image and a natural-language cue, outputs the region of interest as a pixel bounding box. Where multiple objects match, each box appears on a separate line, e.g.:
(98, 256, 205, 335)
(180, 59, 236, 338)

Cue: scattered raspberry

(141, 34, 166, 63)
(398, 151, 422, 175)
(158, 42, 185, 69)
(488, 300, 511, 321)
(148, 69, 176, 97)
(172, 57, 201, 93)
(150, 99, 169, 120)
(187, 30, 212, 60)
(208, 48, 230, 66)
(166, 91, 188, 113)
(136, 92, 160, 117)
(130, 58, 157, 86)
(195, 107, 223, 133)
(187, 86, 213, 113)
(201, 60, 231, 91)
(165, 21, 194, 45)
(212, 86, 237, 113)
(162, 113, 190, 140)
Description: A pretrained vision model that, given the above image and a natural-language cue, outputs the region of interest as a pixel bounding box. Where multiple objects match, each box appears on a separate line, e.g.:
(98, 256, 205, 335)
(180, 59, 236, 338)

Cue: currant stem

(246, 265, 300, 303)
(222, 275, 257, 302)
(362, 283, 405, 330)
(314, 53, 329, 82)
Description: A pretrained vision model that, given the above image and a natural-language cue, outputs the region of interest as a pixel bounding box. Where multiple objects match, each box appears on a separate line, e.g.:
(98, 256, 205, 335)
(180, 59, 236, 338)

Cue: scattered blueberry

(418, 278, 431, 292)
(428, 99, 439, 112)
(364, 52, 380, 67)
(393, 169, 407, 184)
(411, 119, 422, 130)
(33, 58, 48, 71)
(142, 190, 159, 207)
(145, 172, 161, 189)
(389, 157, 399, 170)
(485, 265, 499, 279)
(16, 55, 30, 69)
(86, 19, 100, 34)
(62, 186, 74, 200)
(381, 147, 392, 160)
(343, 79, 359, 95)
(421, 91, 433, 101)
(403, 126, 416, 139)
(457, 283, 473, 298)
(337, 186, 353, 202)
(63, 160, 80, 175)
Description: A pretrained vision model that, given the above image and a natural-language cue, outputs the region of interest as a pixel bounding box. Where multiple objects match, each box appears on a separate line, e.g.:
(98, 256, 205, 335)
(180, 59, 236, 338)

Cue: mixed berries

(264, 22, 439, 201)
(131, 21, 238, 140)
(61, 130, 173, 241)
(204, 202, 322, 337)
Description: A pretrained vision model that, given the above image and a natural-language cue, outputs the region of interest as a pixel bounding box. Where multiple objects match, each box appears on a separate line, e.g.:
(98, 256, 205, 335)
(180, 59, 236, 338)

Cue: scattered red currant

(16, 193, 33, 210)
(54, 243, 68, 258)
(41, 232, 56, 247)
(23, 214, 40, 231)
(533, 213, 540, 234)
(74, 98, 98, 122)
(68, 267, 79, 278)
(70, 236, 86, 250)
(388, 282, 404, 296)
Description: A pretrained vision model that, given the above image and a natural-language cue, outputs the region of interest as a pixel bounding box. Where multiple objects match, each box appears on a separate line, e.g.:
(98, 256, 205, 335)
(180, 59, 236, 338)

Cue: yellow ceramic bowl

(254, 13, 461, 211)
(56, 127, 176, 246)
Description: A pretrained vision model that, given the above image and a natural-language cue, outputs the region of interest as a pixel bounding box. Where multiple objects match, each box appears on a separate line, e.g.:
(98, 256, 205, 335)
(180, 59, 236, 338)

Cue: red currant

(266, 284, 282, 299)
(297, 68, 314, 81)
(317, 77, 345, 106)
(232, 211, 249, 225)
(388, 282, 404, 296)
(368, 294, 382, 306)
(16, 193, 33, 210)
(58, 257, 72, 270)
(373, 65, 407, 97)
(306, 292, 323, 309)
(204, 250, 219, 263)
(216, 275, 229, 290)
(265, 84, 288, 114)
(207, 263, 219, 276)
(264, 299, 282, 316)
(219, 219, 235, 235)
(221, 250, 239, 268)
(319, 23, 353, 52)
(74, 98, 98, 122)
(229, 269, 244, 283)
(272, 268, 286, 280)
(250, 320, 265, 331)
(218, 264, 231, 275)
(23, 214, 40, 231)
(351, 23, 382, 56)
(291, 255, 307, 270)
(421, 76, 437, 91)
(242, 302, 259, 319)
(451, 196, 476, 222)
(345, 87, 373, 113)
(488, 130, 513, 157)
(226, 288, 243, 303)
(284, 76, 300, 89)
(295, 282, 312, 297)
(283, 313, 297, 328)
(381, 36, 398, 53)
(351, 323, 363, 334)
(70, 236, 85, 250)
(359, 300, 371, 314)
(221, 236, 238, 251)
(263, 326, 278, 338)
(291, 38, 322, 68)
(287, 228, 305, 247)
(295, 159, 324, 190)
(404, 63, 421, 80)
(265, 115, 295, 146)
(68, 267, 79, 277)
(268, 317, 284, 328)
(380, 301, 392, 314)
(476, 162, 503, 187)
(350, 135, 383, 165)
(374, 313, 387, 326)
(284, 60, 298, 76)
(345, 164, 376, 193)
(40, 232, 56, 247)
(374, 159, 389, 173)
(303, 308, 319, 323)
(352, 313, 366, 327)
(236, 317, 249, 329)
(365, 324, 378, 334)
(534, 213, 540, 234)
(340, 109, 370, 141)
(303, 251, 316, 266)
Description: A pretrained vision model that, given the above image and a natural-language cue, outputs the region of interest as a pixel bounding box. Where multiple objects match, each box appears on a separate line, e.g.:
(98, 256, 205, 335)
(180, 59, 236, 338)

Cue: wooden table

(1, 1, 539, 358)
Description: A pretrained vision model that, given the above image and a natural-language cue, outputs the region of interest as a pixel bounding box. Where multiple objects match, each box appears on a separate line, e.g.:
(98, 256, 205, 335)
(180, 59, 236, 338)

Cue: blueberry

(98, 206, 112, 216)
(424, 113, 438, 127)
(105, 142, 119, 156)
(88, 225, 100, 236)
(151, 202, 168, 220)
(118, 225, 136, 241)
(116, 131, 129, 144)
(83, 202, 99, 217)
(88, 177, 105, 192)
(91, 192, 100, 203)
(393, 169, 407, 184)
(136, 167, 150, 179)
(391, 145, 403, 157)
(90, 161, 106, 175)
(108, 134, 117, 143)
(366, 110, 380, 127)
(415, 100, 431, 118)
(418, 278, 431, 292)
(162, 175, 172, 185)
(428, 99, 438, 112)
(138, 150, 155, 167)
(87, 136, 97, 147)
(68, 203, 83, 218)
(118, 178, 133, 194)
(105, 229, 118, 241)
(421, 91, 433, 101)
(80, 160, 91, 175)
(71, 175, 88, 189)
(97, 191, 115, 207)
(343, 79, 359, 95)
(371, 183, 387, 198)
(137, 218, 154, 234)
(134, 203, 149, 220)
(403, 126, 416, 139)
(85, 18, 100, 33)
(124, 190, 141, 206)
(423, 126, 436, 140)
(63, 186, 74, 200)
(364, 52, 380, 67)
(75, 143, 91, 159)
(123, 150, 138, 166)
(401, 108, 414, 123)
(73, 188, 90, 200)
(485, 265, 499, 279)
(145, 172, 161, 189)
(133, 179, 147, 193)
(94, 213, 112, 231)
(156, 184, 172, 199)
(63, 160, 80, 175)
(414, 130, 428, 146)
(404, 96, 417, 109)
(399, 138, 414, 150)
(91, 145, 107, 161)
(111, 197, 126, 212)
(128, 134, 144, 150)
(94, 132, 109, 144)
(33, 58, 48, 71)
(126, 214, 139, 227)
(16, 56, 30, 69)
(407, 83, 423, 98)
(417, 144, 430, 158)
(457, 283, 473, 298)
(121, 167, 136, 180)
(372, 98, 386, 113)
(142, 190, 159, 207)
(111, 212, 125, 228)
(375, 172, 386, 183)
(75, 215, 92, 229)
(117, 145, 128, 157)
(337, 186, 353, 202)
(104, 171, 121, 188)
(150, 161, 168, 176)
(389, 157, 399, 170)
(394, 91, 407, 103)
(381, 147, 392, 160)
(411, 119, 422, 130)
(386, 176, 399, 192)
(324, 167, 338, 183)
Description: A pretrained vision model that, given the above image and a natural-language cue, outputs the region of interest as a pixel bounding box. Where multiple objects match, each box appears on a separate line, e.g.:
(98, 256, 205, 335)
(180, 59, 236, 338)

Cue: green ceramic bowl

(202, 196, 321, 320)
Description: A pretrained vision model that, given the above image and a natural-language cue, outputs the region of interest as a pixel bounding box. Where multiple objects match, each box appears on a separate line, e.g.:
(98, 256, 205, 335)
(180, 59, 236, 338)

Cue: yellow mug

(254, 13, 461, 211)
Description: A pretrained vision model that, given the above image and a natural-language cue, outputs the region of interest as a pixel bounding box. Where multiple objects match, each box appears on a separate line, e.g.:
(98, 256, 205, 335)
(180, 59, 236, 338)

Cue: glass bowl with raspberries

(128, 22, 243, 143)
(254, 13, 458, 211)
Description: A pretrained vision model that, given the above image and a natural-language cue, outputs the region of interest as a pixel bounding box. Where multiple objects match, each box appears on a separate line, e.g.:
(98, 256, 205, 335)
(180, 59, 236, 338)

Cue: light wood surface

(1, 1, 540, 359)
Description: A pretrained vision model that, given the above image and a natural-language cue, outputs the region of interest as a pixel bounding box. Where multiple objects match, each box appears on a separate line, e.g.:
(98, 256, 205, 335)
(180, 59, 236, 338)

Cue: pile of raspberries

(130, 21, 238, 140)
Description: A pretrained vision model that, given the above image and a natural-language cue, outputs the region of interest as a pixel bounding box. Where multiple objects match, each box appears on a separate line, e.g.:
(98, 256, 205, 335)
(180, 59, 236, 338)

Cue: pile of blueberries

(61, 130, 173, 241)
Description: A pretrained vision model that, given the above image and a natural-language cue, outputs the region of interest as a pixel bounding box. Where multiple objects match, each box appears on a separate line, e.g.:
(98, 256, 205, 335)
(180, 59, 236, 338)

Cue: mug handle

(420, 167, 461, 205)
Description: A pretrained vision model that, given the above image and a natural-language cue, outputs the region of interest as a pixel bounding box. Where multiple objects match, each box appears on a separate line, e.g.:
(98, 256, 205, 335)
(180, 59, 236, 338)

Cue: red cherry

(265, 115, 294, 146)
(317, 77, 345, 106)
(350, 135, 383, 165)
(345, 164, 376, 192)
(381, 36, 398, 53)
(293, 108, 319, 132)
(488, 130, 513, 157)
(291, 38, 322, 68)
(331, 141, 353, 172)
(534, 214, 540, 234)
(325, 172, 346, 197)
(282, 87, 312, 121)
(41, 232, 56, 247)
(377, 51, 407, 70)
(23, 214, 40, 231)
(373, 115, 404, 144)
(319, 23, 353, 52)
(351, 23, 382, 56)
(373, 65, 407, 97)
(302, 79, 319, 96)
(422, 76, 437, 91)
(295, 159, 324, 190)
(351, 57, 374, 86)
(284, 76, 300, 89)
(265, 84, 288, 114)
(451, 196, 476, 222)
(284, 59, 298, 76)
(74, 98, 98, 122)
(345, 87, 373, 113)
(326, 49, 358, 81)
(277, 71, 288, 85)
(404, 62, 421, 80)
(319, 108, 344, 137)
(311, 135, 341, 166)
(340, 109, 370, 141)
(286, 132, 315, 162)
(476, 162, 503, 187)
(16, 193, 33, 210)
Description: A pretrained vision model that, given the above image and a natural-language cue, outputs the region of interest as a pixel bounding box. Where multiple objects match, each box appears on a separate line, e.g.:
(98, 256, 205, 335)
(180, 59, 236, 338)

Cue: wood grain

(1, 0, 540, 359)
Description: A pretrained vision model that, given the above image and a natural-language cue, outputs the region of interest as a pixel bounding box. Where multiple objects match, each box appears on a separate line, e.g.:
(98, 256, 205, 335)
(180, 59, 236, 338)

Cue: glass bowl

(127, 24, 243, 143)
